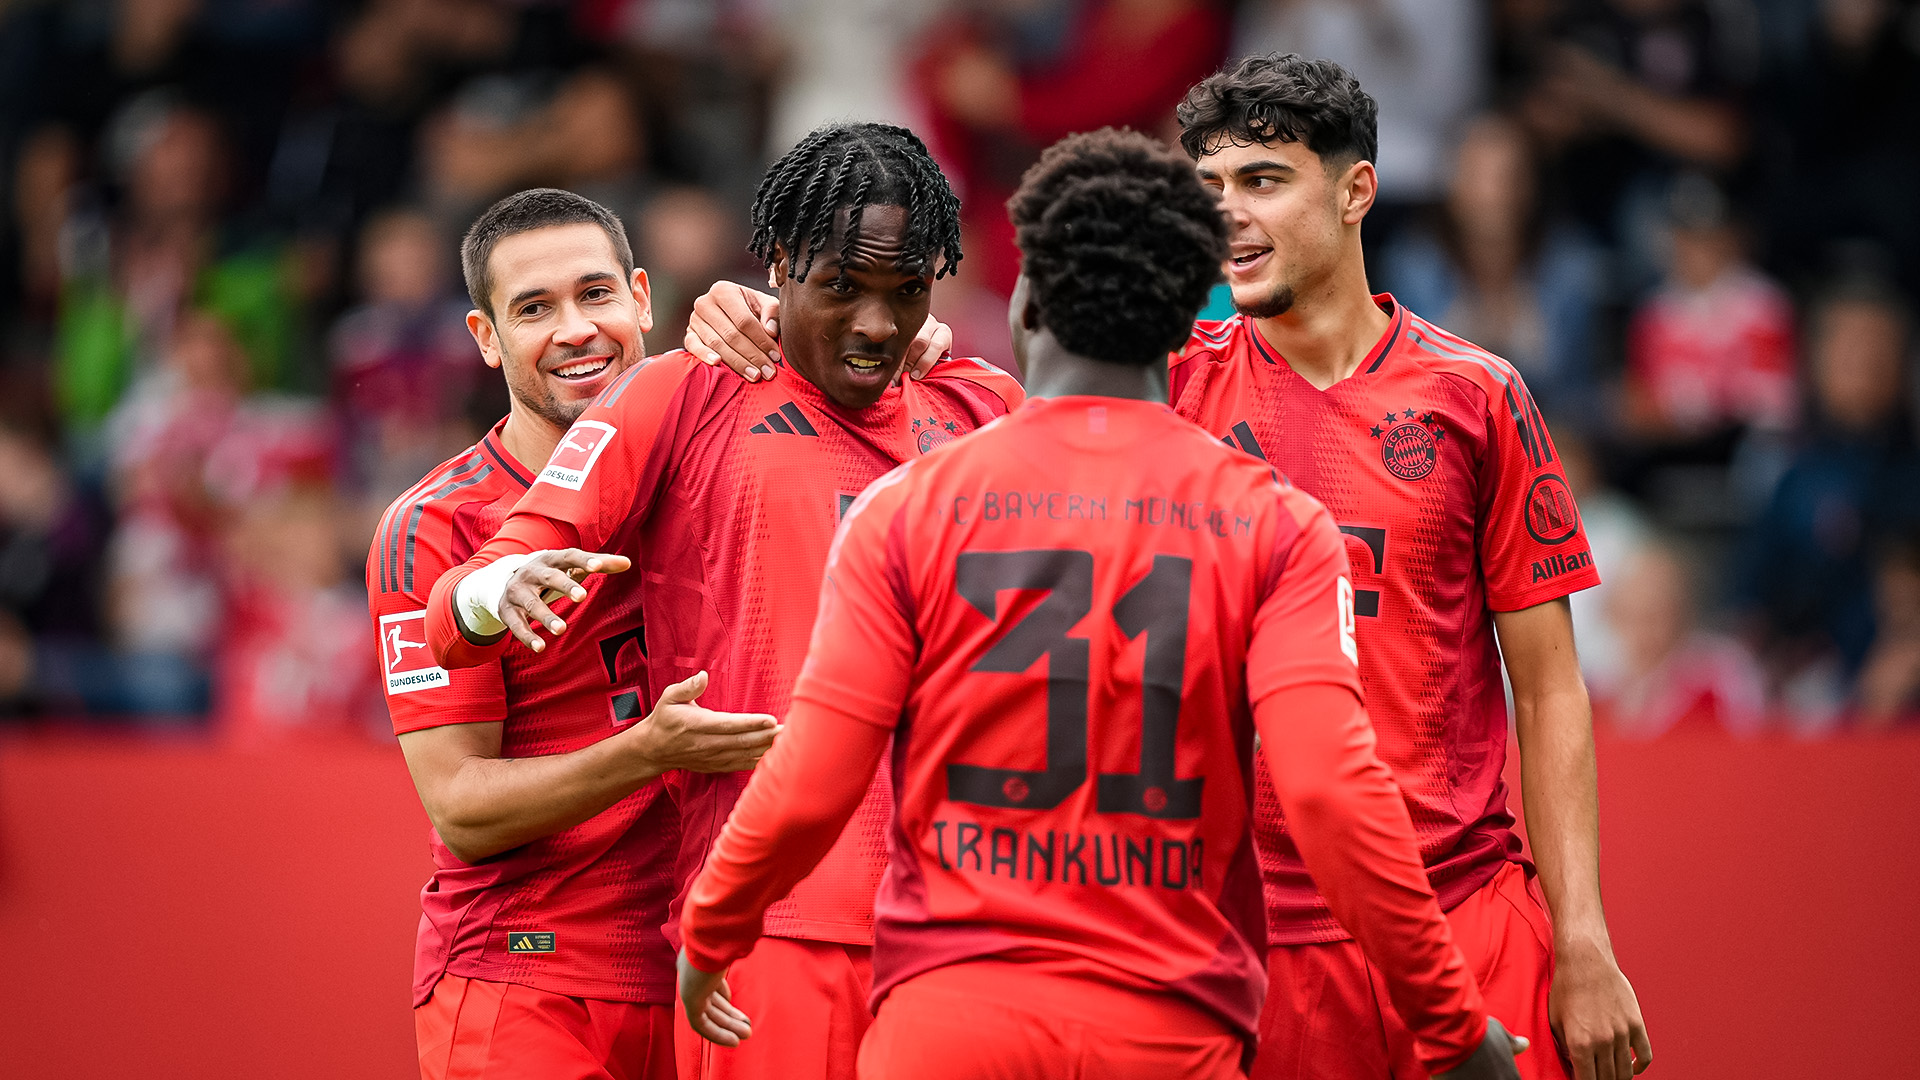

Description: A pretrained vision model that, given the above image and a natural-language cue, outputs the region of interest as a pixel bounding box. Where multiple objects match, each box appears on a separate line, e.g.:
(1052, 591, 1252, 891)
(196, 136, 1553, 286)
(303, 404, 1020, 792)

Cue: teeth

(554, 360, 607, 377)
(847, 357, 883, 370)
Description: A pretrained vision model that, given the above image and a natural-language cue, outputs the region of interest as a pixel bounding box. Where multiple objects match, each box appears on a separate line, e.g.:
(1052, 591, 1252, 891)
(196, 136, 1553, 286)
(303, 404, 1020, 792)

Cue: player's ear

(630, 267, 655, 334)
(769, 246, 790, 290)
(468, 309, 504, 370)
(1341, 159, 1378, 227)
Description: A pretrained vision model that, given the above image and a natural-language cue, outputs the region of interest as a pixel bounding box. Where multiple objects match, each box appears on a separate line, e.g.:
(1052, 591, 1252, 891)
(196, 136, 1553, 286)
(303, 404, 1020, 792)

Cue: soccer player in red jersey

(422, 124, 1025, 1080)
(370, 189, 781, 1080)
(676, 129, 1524, 1080)
(1167, 56, 1651, 1080)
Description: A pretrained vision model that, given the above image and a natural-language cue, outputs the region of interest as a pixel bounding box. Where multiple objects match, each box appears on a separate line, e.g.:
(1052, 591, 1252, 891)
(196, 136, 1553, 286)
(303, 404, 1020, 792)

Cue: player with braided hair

(421, 126, 1023, 1080)
(675, 127, 1522, 1080)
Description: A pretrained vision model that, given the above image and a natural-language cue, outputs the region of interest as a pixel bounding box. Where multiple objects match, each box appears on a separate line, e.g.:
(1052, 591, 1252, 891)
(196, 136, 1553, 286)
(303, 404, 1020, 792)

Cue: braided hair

(1008, 128, 1228, 366)
(748, 122, 963, 283)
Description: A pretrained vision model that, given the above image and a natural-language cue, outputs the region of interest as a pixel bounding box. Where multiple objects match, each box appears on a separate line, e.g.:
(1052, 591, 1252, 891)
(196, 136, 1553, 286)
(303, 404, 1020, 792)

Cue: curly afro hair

(1007, 128, 1228, 368)
(1177, 52, 1377, 166)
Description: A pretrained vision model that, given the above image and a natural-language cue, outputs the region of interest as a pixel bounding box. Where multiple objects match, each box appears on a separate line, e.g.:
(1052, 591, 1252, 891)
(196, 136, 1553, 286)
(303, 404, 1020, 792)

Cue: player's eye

(827, 277, 857, 295)
(583, 286, 613, 301)
(898, 281, 928, 298)
(518, 302, 547, 318)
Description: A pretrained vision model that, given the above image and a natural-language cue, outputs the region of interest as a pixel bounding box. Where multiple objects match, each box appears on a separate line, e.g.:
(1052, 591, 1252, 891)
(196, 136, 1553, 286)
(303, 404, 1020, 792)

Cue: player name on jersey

(931, 820, 1207, 892)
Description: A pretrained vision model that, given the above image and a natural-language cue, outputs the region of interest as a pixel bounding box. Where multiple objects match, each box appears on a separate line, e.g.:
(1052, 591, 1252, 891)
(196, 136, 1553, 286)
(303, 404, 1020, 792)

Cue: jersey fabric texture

(673, 939, 873, 1080)
(428, 350, 1021, 946)
(368, 420, 676, 1008)
(1170, 297, 1601, 944)
(708, 397, 1360, 1040)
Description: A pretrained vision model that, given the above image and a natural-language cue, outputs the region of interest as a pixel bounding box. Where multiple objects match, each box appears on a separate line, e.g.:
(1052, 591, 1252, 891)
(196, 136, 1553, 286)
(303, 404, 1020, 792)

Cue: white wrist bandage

(453, 552, 541, 637)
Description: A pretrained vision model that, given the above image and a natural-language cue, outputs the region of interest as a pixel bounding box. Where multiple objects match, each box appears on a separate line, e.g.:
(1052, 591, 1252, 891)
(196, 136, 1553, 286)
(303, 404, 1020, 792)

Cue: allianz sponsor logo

(1529, 549, 1592, 584)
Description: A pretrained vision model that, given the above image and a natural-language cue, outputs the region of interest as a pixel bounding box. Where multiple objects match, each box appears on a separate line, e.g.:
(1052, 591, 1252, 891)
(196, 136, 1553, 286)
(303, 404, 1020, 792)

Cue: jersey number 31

(948, 548, 1201, 821)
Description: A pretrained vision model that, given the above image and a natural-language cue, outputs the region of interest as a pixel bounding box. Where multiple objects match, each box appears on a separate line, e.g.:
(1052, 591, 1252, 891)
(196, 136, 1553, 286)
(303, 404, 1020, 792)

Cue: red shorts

(858, 959, 1246, 1080)
(416, 973, 676, 1080)
(1253, 861, 1568, 1080)
(675, 936, 873, 1080)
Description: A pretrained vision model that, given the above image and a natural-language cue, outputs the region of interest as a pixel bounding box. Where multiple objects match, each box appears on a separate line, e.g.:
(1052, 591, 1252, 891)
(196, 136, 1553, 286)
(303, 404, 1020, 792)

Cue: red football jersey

(368, 419, 676, 1006)
(776, 396, 1361, 1039)
(429, 350, 1022, 945)
(1170, 297, 1601, 943)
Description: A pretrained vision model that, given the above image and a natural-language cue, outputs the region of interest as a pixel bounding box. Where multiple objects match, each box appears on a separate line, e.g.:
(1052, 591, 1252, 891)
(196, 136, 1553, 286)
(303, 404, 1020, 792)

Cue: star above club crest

(1369, 425, 1383, 438)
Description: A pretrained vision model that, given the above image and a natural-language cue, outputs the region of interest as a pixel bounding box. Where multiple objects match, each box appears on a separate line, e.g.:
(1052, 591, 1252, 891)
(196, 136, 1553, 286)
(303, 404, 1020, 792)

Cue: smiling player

(422, 124, 1024, 1080)
(370, 188, 780, 1080)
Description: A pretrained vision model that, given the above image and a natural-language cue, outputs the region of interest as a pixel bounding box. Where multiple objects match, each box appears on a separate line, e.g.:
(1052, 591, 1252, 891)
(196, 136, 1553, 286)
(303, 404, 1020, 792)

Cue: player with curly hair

(673, 128, 1524, 1080)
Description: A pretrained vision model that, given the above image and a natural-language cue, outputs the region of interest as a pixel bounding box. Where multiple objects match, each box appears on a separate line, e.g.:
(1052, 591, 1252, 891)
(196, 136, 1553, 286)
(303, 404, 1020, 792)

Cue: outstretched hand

(634, 671, 781, 774)
(686, 280, 952, 384)
(678, 950, 753, 1047)
(498, 549, 631, 652)
(1436, 1016, 1529, 1080)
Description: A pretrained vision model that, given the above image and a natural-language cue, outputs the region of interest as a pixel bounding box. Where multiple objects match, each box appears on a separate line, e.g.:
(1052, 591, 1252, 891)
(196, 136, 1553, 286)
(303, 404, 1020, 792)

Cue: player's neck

(497, 403, 566, 473)
(1021, 330, 1166, 403)
(1251, 257, 1389, 391)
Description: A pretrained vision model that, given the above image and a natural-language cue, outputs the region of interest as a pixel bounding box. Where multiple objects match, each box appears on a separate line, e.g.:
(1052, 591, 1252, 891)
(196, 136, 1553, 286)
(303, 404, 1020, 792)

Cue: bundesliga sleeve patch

(380, 610, 449, 694)
(538, 420, 617, 490)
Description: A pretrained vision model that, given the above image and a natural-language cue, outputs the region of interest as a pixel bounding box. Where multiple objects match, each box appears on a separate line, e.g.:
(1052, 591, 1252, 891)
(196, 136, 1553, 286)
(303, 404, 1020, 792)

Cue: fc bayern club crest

(912, 415, 959, 454)
(1370, 408, 1444, 481)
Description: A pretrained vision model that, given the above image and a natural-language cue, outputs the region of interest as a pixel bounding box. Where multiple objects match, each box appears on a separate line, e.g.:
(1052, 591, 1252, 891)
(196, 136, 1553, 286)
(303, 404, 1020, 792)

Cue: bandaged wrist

(453, 552, 541, 638)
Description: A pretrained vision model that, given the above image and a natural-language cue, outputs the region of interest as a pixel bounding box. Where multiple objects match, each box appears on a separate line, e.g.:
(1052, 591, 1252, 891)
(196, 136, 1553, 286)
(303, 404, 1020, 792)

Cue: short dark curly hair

(1177, 52, 1377, 166)
(749, 122, 963, 283)
(462, 188, 634, 318)
(1007, 128, 1228, 367)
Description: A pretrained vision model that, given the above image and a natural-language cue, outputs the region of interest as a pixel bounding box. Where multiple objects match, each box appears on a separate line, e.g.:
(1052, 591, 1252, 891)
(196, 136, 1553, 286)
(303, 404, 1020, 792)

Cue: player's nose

(553, 303, 597, 345)
(847, 296, 898, 345)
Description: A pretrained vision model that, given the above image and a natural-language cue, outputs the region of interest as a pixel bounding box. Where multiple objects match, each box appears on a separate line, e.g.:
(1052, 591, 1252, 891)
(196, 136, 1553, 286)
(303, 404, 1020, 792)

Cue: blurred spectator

(1561, 425, 1651, 690)
(56, 97, 305, 432)
(1855, 533, 1920, 727)
(635, 186, 744, 349)
(1622, 173, 1796, 440)
(1522, 0, 1755, 281)
(421, 67, 648, 222)
(1236, 0, 1486, 242)
(0, 424, 113, 713)
(764, 0, 946, 152)
(1735, 276, 1919, 712)
(1383, 112, 1604, 413)
(1761, 0, 1920, 295)
(914, 0, 1229, 296)
(215, 483, 383, 746)
(1593, 535, 1768, 737)
(329, 208, 481, 533)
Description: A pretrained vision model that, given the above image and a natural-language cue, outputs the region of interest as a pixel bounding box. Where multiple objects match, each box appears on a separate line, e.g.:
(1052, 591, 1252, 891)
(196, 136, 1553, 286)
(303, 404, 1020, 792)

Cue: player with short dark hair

(1172, 53, 1651, 1080)
(372, 187, 779, 1080)
(423, 123, 1024, 1080)
(674, 128, 1522, 1080)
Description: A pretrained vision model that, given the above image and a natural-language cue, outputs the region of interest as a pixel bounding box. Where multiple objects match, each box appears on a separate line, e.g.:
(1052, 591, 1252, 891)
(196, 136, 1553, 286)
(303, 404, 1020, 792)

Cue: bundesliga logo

(913, 415, 960, 455)
(540, 420, 617, 490)
(379, 610, 449, 695)
(1370, 408, 1444, 481)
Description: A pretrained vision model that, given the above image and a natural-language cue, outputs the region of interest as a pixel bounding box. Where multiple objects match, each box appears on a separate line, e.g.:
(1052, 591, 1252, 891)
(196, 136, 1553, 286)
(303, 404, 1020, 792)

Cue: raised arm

(1495, 598, 1651, 1079)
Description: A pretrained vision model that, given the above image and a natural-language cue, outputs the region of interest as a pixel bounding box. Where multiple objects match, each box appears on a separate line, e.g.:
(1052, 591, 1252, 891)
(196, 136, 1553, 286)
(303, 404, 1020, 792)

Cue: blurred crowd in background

(0, 0, 1915, 740)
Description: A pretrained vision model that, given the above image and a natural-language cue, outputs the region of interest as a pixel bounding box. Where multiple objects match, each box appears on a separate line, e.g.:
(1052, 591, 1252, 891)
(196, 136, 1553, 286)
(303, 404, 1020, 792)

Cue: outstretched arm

(402, 672, 779, 863)
(1496, 598, 1651, 1080)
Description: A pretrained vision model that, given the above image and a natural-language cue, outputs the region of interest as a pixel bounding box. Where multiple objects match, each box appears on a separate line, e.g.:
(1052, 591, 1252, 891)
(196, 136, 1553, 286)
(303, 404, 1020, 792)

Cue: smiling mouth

(551, 357, 611, 381)
(844, 355, 889, 372)
(1231, 246, 1273, 267)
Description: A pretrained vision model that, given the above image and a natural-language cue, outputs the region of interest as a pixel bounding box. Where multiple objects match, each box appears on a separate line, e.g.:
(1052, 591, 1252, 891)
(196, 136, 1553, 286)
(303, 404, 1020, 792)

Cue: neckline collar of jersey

(1022, 394, 1175, 416)
(1249, 293, 1405, 387)
(480, 417, 535, 490)
(775, 346, 912, 424)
